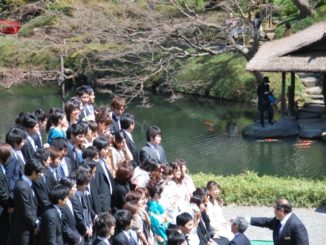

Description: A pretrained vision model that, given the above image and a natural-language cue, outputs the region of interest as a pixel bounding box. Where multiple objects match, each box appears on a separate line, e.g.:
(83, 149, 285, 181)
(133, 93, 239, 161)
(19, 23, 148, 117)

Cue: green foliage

(0, 37, 59, 69)
(174, 53, 256, 102)
(18, 15, 57, 37)
(192, 171, 326, 208)
(273, 0, 298, 16)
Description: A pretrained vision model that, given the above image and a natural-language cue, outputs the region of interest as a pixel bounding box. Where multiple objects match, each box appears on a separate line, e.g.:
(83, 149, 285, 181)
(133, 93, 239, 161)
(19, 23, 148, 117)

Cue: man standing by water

(250, 198, 309, 245)
(257, 76, 274, 127)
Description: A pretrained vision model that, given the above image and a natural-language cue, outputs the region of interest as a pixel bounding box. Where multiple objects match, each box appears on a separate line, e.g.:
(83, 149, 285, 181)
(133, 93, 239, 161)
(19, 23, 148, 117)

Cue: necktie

(185, 235, 190, 245)
(274, 220, 282, 241)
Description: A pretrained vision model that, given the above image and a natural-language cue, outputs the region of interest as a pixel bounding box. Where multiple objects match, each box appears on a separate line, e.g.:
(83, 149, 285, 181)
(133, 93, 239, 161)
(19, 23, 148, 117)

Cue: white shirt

(123, 130, 134, 142)
(280, 212, 292, 233)
(0, 164, 6, 175)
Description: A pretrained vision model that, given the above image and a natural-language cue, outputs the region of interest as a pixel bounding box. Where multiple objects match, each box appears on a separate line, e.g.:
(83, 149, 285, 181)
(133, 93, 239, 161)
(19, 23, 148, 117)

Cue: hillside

(0, 0, 325, 102)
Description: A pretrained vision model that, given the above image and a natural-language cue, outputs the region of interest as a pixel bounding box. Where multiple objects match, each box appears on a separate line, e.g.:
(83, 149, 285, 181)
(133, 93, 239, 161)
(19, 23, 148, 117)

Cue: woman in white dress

(206, 181, 234, 243)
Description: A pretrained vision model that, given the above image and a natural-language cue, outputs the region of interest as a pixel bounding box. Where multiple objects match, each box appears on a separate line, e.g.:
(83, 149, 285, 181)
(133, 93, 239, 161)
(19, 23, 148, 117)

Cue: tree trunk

(292, 0, 314, 17)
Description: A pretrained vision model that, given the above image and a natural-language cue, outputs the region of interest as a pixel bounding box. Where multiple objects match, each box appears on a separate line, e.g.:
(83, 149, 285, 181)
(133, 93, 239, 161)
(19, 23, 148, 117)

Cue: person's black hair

(120, 113, 135, 130)
(50, 137, 68, 151)
(93, 212, 116, 237)
(82, 146, 99, 160)
(22, 114, 38, 129)
(76, 85, 89, 97)
(263, 76, 270, 83)
(85, 85, 94, 94)
(15, 112, 28, 126)
(147, 183, 163, 198)
(193, 187, 208, 198)
(81, 159, 97, 171)
(87, 120, 98, 132)
(146, 125, 162, 142)
(93, 136, 109, 151)
(114, 209, 132, 231)
(34, 148, 50, 164)
(176, 212, 193, 227)
(190, 195, 205, 207)
(65, 98, 81, 122)
(59, 177, 76, 189)
(166, 223, 179, 237)
(49, 184, 70, 205)
(5, 127, 26, 147)
(46, 108, 65, 133)
(114, 131, 125, 145)
(140, 159, 158, 172)
(74, 169, 90, 186)
(167, 231, 186, 245)
(66, 123, 87, 140)
(34, 108, 47, 122)
(24, 158, 44, 176)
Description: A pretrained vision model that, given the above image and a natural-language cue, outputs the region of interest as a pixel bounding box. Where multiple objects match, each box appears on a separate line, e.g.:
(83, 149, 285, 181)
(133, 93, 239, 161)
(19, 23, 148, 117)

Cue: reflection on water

(1, 87, 326, 179)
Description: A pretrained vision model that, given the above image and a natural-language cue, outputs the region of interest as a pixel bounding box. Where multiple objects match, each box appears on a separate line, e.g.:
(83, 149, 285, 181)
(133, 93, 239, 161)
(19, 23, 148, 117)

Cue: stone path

(223, 205, 326, 245)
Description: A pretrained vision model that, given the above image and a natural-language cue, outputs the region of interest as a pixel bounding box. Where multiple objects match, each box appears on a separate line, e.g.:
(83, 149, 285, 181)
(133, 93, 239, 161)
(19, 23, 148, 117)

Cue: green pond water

(1, 85, 326, 179)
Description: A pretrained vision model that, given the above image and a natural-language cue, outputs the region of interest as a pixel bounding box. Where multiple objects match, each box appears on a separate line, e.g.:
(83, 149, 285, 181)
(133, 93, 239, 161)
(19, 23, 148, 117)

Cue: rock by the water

(242, 118, 298, 138)
(305, 86, 322, 95)
(298, 119, 326, 139)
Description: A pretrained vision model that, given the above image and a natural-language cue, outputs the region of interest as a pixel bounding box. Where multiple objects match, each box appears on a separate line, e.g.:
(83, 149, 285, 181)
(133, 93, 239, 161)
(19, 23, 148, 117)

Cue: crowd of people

(0, 85, 309, 245)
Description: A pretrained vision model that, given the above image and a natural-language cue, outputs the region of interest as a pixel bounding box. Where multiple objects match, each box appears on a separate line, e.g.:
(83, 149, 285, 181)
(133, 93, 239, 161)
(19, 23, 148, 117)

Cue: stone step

(297, 72, 321, 78)
(305, 94, 324, 100)
(305, 86, 322, 95)
(300, 76, 320, 87)
(309, 100, 325, 105)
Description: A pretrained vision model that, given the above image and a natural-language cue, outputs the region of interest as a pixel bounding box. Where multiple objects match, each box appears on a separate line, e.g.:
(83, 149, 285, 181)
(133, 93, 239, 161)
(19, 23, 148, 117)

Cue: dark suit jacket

(43, 167, 58, 192)
(67, 143, 83, 172)
(32, 177, 51, 216)
(139, 143, 167, 164)
(112, 180, 131, 210)
(5, 153, 24, 193)
(7, 178, 38, 245)
(121, 130, 138, 166)
(39, 205, 64, 245)
(93, 237, 111, 245)
(0, 167, 12, 244)
(197, 212, 214, 245)
(21, 137, 36, 162)
(111, 231, 130, 245)
(95, 161, 114, 212)
(229, 233, 251, 245)
(89, 178, 102, 215)
(61, 203, 82, 245)
(70, 195, 88, 236)
(251, 214, 309, 245)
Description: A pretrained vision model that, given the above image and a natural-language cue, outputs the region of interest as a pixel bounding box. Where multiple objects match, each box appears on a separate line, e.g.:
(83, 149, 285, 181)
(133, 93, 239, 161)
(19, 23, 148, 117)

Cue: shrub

(192, 171, 326, 208)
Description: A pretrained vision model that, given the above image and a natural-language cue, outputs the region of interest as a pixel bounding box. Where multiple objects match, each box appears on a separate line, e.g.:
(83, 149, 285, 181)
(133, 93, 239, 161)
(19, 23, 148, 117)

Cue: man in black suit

(93, 212, 116, 245)
(93, 137, 115, 212)
(5, 127, 26, 193)
(7, 159, 43, 245)
(112, 209, 137, 245)
(39, 184, 70, 245)
(110, 96, 126, 134)
(59, 177, 83, 245)
(21, 114, 39, 162)
(139, 125, 167, 165)
(33, 148, 52, 216)
(0, 143, 14, 245)
(230, 217, 251, 245)
(121, 113, 139, 167)
(250, 198, 309, 245)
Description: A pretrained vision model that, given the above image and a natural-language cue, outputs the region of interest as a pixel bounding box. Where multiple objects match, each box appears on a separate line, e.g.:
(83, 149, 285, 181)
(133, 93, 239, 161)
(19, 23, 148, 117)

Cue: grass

(192, 171, 326, 208)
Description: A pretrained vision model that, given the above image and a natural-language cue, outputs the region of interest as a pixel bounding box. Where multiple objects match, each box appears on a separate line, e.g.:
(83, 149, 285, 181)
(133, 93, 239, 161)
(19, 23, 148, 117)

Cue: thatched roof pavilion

(246, 22, 326, 115)
(246, 22, 326, 72)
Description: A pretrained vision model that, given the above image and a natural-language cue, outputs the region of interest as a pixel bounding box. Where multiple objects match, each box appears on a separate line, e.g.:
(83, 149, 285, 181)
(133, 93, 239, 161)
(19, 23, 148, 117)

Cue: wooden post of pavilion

(288, 72, 295, 115)
(281, 72, 286, 115)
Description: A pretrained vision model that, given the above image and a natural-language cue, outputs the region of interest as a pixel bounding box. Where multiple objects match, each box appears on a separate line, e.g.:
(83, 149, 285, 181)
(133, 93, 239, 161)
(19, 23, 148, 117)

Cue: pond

(1, 85, 325, 180)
